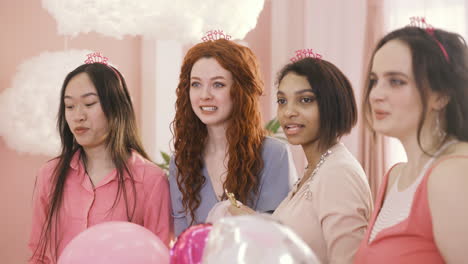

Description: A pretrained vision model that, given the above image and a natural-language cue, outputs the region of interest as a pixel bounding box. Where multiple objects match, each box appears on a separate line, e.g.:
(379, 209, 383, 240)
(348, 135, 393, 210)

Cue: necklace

(292, 148, 332, 198)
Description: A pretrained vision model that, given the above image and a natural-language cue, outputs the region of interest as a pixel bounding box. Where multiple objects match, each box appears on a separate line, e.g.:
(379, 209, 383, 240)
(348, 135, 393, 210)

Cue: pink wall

(0, 2, 273, 263)
(0, 1, 366, 262)
(0, 1, 141, 263)
(244, 0, 273, 121)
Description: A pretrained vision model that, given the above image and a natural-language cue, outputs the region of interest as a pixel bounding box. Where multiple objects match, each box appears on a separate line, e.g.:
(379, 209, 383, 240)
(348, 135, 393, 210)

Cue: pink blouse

(273, 143, 373, 263)
(28, 150, 173, 263)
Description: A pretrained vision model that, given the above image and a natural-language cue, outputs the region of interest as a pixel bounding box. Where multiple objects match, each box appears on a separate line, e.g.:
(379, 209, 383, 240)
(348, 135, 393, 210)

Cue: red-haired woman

(169, 39, 296, 236)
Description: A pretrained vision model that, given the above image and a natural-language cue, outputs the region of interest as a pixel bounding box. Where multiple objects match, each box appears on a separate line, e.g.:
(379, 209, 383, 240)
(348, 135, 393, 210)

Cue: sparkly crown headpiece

(201, 30, 232, 42)
(407, 16, 449, 62)
(84, 52, 122, 83)
(84, 52, 109, 65)
(290, 49, 322, 63)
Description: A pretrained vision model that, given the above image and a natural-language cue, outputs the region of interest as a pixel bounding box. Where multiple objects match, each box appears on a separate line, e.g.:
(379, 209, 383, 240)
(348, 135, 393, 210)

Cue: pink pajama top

(28, 150, 173, 263)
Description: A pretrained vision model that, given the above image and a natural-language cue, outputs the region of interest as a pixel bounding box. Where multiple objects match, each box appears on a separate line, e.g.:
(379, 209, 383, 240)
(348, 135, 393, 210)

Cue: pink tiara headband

(290, 49, 322, 63)
(201, 30, 232, 42)
(407, 16, 449, 62)
(84, 52, 122, 83)
(85, 52, 109, 65)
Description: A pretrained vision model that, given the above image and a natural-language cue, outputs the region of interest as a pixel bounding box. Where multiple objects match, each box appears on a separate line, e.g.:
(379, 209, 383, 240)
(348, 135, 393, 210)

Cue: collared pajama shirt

(28, 150, 173, 264)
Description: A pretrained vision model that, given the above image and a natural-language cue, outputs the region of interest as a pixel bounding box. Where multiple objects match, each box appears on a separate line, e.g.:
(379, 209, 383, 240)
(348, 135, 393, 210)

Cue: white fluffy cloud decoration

(0, 50, 92, 156)
(41, 0, 265, 42)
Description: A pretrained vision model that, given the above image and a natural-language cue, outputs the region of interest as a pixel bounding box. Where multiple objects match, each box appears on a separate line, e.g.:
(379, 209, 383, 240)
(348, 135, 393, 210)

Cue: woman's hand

(227, 204, 256, 216)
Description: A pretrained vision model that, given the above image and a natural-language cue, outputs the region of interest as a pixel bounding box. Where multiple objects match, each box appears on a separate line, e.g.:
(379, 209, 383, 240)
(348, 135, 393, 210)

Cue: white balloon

(203, 215, 321, 264)
(0, 50, 92, 156)
(41, 0, 265, 43)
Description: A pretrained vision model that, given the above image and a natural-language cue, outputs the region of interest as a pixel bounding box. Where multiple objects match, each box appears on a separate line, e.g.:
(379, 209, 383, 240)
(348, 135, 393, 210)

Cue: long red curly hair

(172, 39, 266, 223)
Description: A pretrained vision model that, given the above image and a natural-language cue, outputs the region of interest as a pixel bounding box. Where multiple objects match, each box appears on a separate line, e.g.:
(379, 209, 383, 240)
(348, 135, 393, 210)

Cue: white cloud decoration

(0, 50, 92, 156)
(41, 0, 265, 42)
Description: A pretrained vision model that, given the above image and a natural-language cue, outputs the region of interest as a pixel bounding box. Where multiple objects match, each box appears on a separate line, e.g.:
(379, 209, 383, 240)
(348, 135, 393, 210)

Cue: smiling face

(277, 72, 320, 147)
(64, 72, 109, 149)
(189, 57, 234, 128)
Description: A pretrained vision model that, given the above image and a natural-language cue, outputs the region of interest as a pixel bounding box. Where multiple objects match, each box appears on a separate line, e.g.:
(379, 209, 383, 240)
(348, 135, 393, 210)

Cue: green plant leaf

(270, 120, 281, 133)
(265, 118, 281, 134)
(161, 151, 171, 164)
(156, 162, 167, 168)
(265, 119, 275, 131)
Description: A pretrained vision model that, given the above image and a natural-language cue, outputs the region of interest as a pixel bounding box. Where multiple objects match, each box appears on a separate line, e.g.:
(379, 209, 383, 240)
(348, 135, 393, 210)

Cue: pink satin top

(28, 150, 173, 263)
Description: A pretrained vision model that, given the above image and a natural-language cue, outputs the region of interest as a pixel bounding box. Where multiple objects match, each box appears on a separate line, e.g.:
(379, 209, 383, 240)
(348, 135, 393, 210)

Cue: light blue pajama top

(169, 136, 296, 236)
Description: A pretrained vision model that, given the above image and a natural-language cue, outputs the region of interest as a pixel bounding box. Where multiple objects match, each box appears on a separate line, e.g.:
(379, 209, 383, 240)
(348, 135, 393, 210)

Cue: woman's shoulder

(37, 157, 60, 177)
(325, 143, 363, 172)
(426, 142, 468, 241)
(130, 151, 167, 183)
(428, 142, 468, 181)
(429, 141, 468, 179)
(260, 137, 292, 167)
(34, 157, 62, 190)
(320, 143, 370, 186)
(262, 136, 288, 150)
(261, 137, 288, 158)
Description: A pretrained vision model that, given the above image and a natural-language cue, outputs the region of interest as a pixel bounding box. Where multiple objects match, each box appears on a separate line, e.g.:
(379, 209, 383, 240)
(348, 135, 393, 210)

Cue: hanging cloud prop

(41, 0, 265, 42)
(0, 50, 92, 156)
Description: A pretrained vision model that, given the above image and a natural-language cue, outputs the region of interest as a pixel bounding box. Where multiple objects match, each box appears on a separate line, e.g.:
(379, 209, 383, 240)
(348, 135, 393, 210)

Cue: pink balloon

(58, 221, 169, 264)
(170, 223, 212, 264)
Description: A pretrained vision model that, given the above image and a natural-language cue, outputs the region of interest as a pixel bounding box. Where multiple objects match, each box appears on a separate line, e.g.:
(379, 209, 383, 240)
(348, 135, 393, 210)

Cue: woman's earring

(434, 112, 446, 140)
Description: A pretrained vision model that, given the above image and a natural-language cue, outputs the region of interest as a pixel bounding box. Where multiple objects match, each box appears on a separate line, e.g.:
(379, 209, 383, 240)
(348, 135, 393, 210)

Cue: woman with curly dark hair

(169, 39, 295, 236)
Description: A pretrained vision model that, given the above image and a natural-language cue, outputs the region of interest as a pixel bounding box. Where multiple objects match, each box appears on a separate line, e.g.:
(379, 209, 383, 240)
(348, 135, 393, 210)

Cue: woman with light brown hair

(169, 38, 295, 236)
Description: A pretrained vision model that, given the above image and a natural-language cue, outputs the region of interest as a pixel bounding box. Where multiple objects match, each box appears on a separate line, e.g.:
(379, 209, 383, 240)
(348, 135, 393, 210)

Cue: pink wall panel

(0, 1, 141, 263)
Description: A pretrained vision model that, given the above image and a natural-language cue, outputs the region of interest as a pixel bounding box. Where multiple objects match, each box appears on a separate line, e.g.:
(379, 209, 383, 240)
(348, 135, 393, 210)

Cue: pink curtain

(359, 0, 387, 201)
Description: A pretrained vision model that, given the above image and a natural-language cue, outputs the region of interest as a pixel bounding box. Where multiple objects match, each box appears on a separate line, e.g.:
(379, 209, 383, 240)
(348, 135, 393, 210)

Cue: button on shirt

(28, 150, 173, 263)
